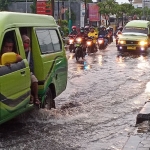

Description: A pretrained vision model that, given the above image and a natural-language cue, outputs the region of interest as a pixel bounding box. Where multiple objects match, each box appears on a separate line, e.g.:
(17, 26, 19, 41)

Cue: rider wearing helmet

(116, 26, 123, 46)
(76, 27, 87, 37)
(116, 26, 123, 37)
(118, 26, 123, 32)
(98, 26, 108, 37)
(88, 26, 98, 42)
(88, 26, 98, 51)
(76, 27, 87, 54)
(84, 25, 90, 34)
(106, 27, 113, 43)
(69, 26, 78, 35)
(98, 26, 108, 46)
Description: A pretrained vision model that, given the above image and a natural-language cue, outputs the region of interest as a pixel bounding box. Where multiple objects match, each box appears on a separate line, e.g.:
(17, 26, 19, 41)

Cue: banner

(88, 3, 100, 21)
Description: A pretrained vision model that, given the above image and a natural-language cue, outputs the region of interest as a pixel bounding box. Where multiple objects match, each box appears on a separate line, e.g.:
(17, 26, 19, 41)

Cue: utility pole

(62, 0, 64, 20)
(26, 0, 27, 13)
(84, 0, 87, 27)
(68, 0, 72, 33)
(58, 0, 60, 24)
(51, 0, 54, 17)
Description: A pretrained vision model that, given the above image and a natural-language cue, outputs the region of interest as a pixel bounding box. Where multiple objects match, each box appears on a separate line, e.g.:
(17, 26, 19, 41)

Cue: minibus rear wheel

(42, 88, 55, 109)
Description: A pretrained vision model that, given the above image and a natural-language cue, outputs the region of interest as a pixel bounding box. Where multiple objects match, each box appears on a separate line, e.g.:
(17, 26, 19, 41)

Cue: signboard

(36, 1, 52, 15)
(88, 3, 100, 21)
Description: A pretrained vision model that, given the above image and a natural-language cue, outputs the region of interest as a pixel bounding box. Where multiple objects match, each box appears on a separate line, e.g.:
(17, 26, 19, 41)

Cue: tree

(30, 0, 36, 13)
(97, 0, 117, 26)
(0, 0, 11, 11)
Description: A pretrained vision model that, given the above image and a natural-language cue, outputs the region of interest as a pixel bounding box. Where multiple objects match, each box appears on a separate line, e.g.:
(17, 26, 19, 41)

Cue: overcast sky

(115, 0, 130, 4)
(93, 0, 130, 4)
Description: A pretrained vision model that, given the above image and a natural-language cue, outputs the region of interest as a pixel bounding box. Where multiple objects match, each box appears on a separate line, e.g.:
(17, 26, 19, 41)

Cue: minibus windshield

(123, 27, 148, 34)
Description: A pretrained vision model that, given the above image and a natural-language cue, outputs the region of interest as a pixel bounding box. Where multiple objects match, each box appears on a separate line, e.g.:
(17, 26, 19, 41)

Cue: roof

(125, 20, 150, 28)
(0, 11, 57, 30)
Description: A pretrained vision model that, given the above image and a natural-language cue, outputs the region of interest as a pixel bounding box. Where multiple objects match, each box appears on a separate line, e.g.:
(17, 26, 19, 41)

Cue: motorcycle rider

(68, 26, 78, 52)
(76, 27, 88, 54)
(69, 26, 78, 35)
(116, 26, 123, 35)
(116, 26, 123, 46)
(98, 26, 108, 47)
(84, 25, 90, 34)
(88, 26, 98, 52)
(107, 26, 113, 42)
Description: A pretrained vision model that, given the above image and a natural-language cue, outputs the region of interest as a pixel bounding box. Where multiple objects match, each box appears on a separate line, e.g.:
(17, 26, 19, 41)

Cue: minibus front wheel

(42, 88, 55, 109)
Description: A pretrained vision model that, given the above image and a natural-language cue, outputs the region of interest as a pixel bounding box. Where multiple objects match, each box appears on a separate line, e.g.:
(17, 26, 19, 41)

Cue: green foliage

(58, 20, 69, 36)
(30, 0, 36, 13)
(65, 9, 76, 24)
(0, 0, 11, 11)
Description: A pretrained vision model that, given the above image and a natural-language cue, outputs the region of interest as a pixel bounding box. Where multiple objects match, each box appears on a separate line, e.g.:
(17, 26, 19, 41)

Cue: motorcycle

(86, 36, 97, 54)
(68, 35, 76, 52)
(115, 32, 122, 46)
(97, 35, 108, 50)
(74, 37, 86, 61)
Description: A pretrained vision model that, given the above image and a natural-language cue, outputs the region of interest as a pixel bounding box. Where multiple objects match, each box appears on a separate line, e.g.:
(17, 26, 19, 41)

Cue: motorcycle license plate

(127, 46, 136, 50)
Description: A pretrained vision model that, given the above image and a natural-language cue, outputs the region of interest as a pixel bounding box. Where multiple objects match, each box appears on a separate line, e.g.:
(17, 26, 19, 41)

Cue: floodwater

(1, 42, 150, 150)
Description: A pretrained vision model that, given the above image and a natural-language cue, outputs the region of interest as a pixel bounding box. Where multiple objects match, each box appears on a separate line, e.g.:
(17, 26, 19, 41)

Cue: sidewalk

(122, 101, 150, 150)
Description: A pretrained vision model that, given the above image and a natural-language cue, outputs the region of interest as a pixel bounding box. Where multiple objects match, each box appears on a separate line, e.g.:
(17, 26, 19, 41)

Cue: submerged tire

(75, 48, 80, 61)
(42, 88, 55, 109)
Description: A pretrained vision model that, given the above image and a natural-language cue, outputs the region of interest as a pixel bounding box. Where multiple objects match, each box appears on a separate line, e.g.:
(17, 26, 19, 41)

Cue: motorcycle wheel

(69, 45, 74, 52)
(75, 48, 80, 61)
(87, 47, 91, 54)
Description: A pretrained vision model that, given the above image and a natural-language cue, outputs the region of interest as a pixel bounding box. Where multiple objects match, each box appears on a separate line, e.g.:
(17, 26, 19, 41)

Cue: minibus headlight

(119, 40, 126, 44)
(139, 41, 147, 46)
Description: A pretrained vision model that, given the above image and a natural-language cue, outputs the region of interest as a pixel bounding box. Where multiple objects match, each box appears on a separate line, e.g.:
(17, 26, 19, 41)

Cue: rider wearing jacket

(88, 26, 98, 44)
(76, 27, 87, 53)
(69, 26, 78, 35)
(88, 26, 98, 51)
(98, 26, 108, 46)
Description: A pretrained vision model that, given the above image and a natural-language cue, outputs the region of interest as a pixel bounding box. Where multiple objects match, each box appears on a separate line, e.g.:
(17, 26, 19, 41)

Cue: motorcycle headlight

(87, 41, 92, 45)
(69, 39, 74, 44)
(139, 41, 148, 46)
(98, 39, 103, 44)
(119, 40, 126, 44)
(76, 38, 82, 42)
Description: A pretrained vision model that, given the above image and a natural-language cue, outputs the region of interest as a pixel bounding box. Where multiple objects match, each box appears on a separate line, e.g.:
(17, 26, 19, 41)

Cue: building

(133, 0, 142, 8)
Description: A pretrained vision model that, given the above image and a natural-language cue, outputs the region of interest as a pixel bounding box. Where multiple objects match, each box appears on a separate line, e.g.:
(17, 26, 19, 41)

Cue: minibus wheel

(42, 88, 55, 109)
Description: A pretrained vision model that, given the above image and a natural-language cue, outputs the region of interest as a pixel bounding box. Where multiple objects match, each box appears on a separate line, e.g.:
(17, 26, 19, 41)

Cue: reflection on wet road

(1, 42, 150, 150)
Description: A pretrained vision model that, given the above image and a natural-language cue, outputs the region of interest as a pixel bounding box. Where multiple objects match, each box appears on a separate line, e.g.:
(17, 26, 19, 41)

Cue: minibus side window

(35, 29, 54, 54)
(1, 30, 19, 55)
(49, 30, 61, 52)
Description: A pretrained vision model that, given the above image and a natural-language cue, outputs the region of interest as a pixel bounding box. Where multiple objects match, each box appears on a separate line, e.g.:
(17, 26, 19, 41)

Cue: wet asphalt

(1, 41, 150, 150)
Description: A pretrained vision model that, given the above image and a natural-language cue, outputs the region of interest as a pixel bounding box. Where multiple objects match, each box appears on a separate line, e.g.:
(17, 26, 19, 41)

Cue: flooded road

(1, 42, 150, 150)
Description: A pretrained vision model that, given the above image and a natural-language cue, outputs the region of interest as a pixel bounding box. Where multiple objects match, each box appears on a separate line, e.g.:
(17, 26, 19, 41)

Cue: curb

(136, 101, 150, 124)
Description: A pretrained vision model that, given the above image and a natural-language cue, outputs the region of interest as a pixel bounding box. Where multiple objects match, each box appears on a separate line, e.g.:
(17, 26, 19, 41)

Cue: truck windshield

(123, 27, 148, 34)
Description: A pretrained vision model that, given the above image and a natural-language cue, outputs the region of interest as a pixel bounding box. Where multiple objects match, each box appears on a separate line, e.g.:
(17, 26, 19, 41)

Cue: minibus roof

(125, 20, 150, 28)
(0, 11, 57, 29)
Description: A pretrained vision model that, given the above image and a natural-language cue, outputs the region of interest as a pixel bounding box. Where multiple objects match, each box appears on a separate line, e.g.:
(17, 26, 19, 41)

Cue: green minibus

(0, 12, 68, 125)
(117, 20, 150, 52)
